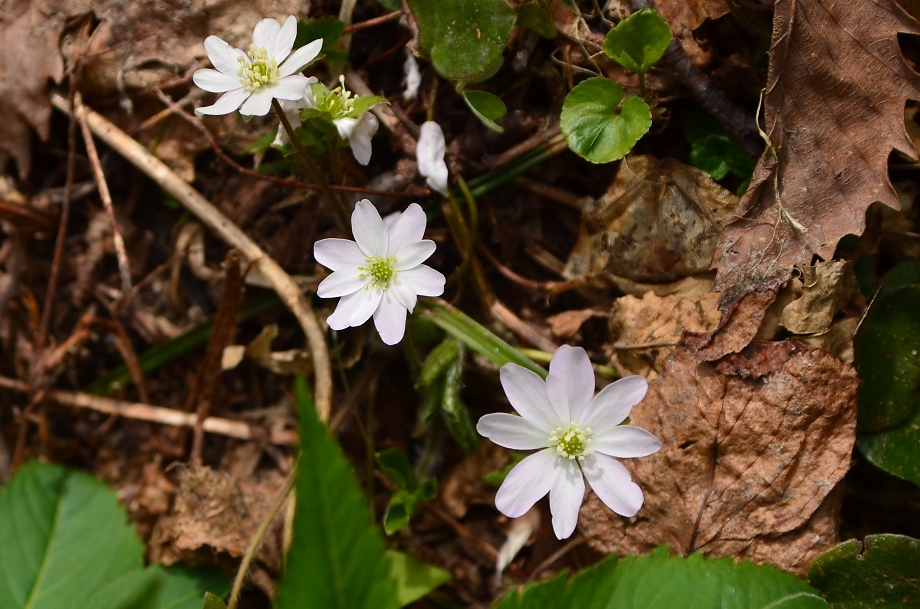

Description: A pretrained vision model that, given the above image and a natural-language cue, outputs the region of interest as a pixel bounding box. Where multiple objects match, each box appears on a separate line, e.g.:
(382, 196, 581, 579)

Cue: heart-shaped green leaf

(808, 534, 920, 608)
(407, 0, 517, 80)
(462, 90, 507, 132)
(560, 77, 651, 163)
(603, 8, 672, 74)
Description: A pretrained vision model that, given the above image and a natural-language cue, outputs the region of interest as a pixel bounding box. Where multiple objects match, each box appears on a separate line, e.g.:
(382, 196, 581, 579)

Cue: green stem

(638, 72, 647, 98)
(426, 77, 438, 123)
(327, 135, 353, 216)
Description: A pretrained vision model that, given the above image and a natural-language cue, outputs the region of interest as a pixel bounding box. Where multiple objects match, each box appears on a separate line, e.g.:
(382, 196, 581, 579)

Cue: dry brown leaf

(682, 289, 777, 361)
(566, 156, 738, 284)
(547, 309, 597, 338)
(712, 0, 920, 305)
(655, 0, 728, 67)
(780, 261, 857, 335)
(579, 344, 858, 575)
(798, 317, 859, 365)
(440, 440, 509, 519)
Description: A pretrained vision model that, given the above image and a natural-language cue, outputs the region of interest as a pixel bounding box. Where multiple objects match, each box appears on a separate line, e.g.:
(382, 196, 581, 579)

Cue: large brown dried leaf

(579, 344, 858, 575)
(566, 156, 738, 284)
(713, 0, 920, 305)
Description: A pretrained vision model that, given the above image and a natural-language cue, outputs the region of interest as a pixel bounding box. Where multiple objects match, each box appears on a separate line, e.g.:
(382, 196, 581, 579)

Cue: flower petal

(549, 459, 585, 539)
(316, 269, 367, 299)
(278, 39, 324, 77)
(252, 18, 281, 51)
(240, 87, 274, 116)
(352, 200, 388, 257)
(495, 449, 558, 518)
(581, 453, 644, 518)
(203, 36, 245, 74)
(195, 87, 250, 116)
(500, 364, 562, 431)
(398, 265, 445, 297)
(477, 413, 550, 450)
(546, 345, 595, 424)
(395, 240, 436, 270)
(403, 50, 421, 101)
(314, 238, 366, 271)
(373, 290, 408, 345)
(326, 287, 382, 330)
(193, 69, 241, 93)
(581, 376, 649, 435)
(348, 124, 374, 166)
(269, 75, 309, 100)
(417, 121, 449, 196)
(389, 276, 418, 313)
(592, 426, 662, 458)
(271, 15, 297, 63)
(386, 203, 426, 254)
(334, 117, 359, 139)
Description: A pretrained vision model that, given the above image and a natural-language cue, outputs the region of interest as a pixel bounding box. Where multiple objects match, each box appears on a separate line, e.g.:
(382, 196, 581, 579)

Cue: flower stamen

(237, 44, 278, 92)
(548, 424, 594, 461)
(358, 256, 397, 290)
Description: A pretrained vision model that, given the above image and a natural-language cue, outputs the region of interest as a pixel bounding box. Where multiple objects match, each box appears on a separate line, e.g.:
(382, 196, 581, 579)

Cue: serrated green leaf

(808, 534, 920, 608)
(386, 551, 451, 607)
(603, 8, 672, 74)
(407, 0, 517, 80)
(0, 462, 144, 609)
(560, 78, 651, 163)
(514, 3, 557, 38)
(462, 90, 507, 132)
(494, 547, 828, 609)
(203, 592, 229, 609)
(275, 390, 398, 609)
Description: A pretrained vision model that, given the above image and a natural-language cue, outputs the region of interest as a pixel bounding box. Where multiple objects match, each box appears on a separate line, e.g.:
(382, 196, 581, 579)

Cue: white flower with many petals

(314, 200, 445, 345)
(417, 121, 449, 196)
(477, 346, 661, 540)
(193, 16, 323, 117)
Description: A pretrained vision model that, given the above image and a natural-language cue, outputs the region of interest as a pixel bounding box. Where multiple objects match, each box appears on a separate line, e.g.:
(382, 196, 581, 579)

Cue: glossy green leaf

(462, 90, 507, 132)
(275, 392, 398, 609)
(603, 8, 672, 74)
(560, 78, 651, 163)
(295, 17, 348, 65)
(854, 284, 920, 433)
(417, 339, 461, 389)
(386, 551, 451, 607)
(808, 534, 920, 608)
(514, 3, 557, 38)
(689, 134, 755, 181)
(407, 0, 517, 80)
(203, 592, 229, 609)
(494, 546, 827, 609)
(419, 300, 546, 378)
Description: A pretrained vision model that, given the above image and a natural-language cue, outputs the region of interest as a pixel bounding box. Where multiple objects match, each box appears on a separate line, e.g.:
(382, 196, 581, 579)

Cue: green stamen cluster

(358, 256, 397, 290)
(548, 424, 593, 461)
(315, 76, 357, 118)
(237, 44, 278, 92)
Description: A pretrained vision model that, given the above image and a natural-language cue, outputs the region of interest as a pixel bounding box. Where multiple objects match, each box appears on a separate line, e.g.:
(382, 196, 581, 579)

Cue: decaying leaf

(655, 0, 729, 67)
(546, 309, 598, 338)
(579, 345, 858, 575)
(682, 289, 777, 361)
(780, 261, 858, 335)
(566, 156, 738, 284)
(712, 0, 920, 306)
(222, 324, 312, 376)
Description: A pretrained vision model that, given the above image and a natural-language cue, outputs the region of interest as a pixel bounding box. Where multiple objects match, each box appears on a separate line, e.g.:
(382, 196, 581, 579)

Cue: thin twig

(426, 502, 499, 563)
(526, 536, 585, 581)
(50, 93, 333, 423)
(75, 92, 133, 294)
(342, 10, 403, 33)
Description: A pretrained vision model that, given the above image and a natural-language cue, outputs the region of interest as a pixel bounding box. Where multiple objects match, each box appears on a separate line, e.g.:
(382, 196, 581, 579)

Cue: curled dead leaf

(222, 324, 312, 376)
(780, 261, 857, 335)
(579, 344, 858, 575)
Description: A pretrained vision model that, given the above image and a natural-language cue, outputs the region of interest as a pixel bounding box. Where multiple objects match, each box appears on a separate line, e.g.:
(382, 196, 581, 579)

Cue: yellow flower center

(358, 256, 397, 290)
(237, 45, 278, 92)
(548, 424, 593, 461)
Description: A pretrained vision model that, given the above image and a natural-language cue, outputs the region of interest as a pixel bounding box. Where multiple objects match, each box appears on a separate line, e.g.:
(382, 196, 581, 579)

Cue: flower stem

(271, 99, 351, 232)
(638, 72, 647, 98)
(326, 135, 353, 216)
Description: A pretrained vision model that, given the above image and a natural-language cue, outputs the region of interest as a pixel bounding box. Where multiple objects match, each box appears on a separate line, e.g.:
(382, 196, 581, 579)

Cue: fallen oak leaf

(579, 344, 858, 576)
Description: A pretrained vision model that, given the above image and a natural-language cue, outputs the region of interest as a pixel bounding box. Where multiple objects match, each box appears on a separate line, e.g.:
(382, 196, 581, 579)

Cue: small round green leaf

(560, 77, 652, 163)
(808, 534, 920, 608)
(604, 8, 673, 74)
(514, 3, 557, 38)
(462, 90, 507, 132)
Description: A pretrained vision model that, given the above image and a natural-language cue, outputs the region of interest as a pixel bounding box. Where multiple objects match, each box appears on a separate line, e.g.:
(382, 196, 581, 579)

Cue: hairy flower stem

(272, 99, 351, 232)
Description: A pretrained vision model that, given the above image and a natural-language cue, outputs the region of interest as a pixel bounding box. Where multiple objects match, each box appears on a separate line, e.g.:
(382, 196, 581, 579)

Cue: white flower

(417, 122, 449, 196)
(334, 112, 379, 166)
(271, 77, 318, 147)
(403, 50, 421, 101)
(314, 200, 445, 345)
(477, 346, 661, 540)
(193, 16, 323, 117)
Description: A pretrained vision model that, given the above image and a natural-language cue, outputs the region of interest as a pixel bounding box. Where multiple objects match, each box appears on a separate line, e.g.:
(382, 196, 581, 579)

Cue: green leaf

(689, 134, 755, 181)
(243, 131, 277, 154)
(515, 3, 557, 38)
(483, 451, 525, 486)
(203, 592, 229, 609)
(808, 534, 920, 608)
(462, 90, 507, 132)
(419, 300, 547, 378)
(377, 448, 416, 490)
(80, 564, 229, 609)
(275, 389, 398, 609)
(417, 339, 461, 389)
(560, 78, 652, 163)
(377, 0, 403, 10)
(440, 355, 480, 454)
(494, 546, 828, 609)
(386, 550, 451, 607)
(854, 284, 920, 434)
(295, 17, 349, 64)
(603, 8, 672, 74)
(383, 493, 413, 534)
(0, 462, 144, 609)
(350, 95, 390, 117)
(407, 0, 517, 80)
